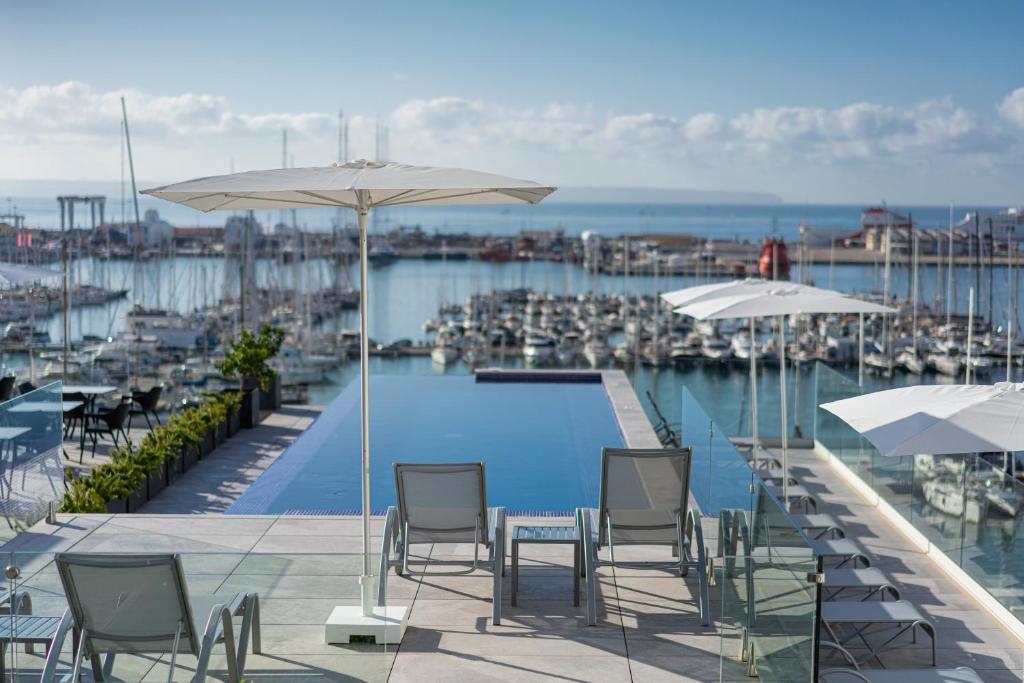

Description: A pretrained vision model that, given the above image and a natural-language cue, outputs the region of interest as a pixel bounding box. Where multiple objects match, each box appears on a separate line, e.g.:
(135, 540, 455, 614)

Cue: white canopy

(669, 282, 896, 504)
(0, 262, 63, 285)
(142, 160, 556, 211)
(821, 382, 1024, 457)
(661, 278, 841, 309)
(672, 284, 895, 320)
(144, 159, 555, 627)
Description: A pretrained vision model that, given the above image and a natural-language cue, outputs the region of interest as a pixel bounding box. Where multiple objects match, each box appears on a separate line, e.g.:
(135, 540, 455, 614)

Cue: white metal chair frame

(42, 553, 261, 683)
(575, 447, 710, 627)
(378, 463, 507, 624)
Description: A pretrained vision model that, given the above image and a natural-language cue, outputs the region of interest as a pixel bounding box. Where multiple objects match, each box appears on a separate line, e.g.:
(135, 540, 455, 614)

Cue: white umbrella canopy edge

(673, 290, 897, 320)
(673, 288, 896, 505)
(142, 161, 556, 211)
(143, 160, 556, 627)
(0, 262, 65, 285)
(660, 278, 844, 309)
(821, 382, 1024, 457)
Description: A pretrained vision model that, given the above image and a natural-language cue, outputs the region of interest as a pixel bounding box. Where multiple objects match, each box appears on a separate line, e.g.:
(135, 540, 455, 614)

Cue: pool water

(227, 375, 625, 515)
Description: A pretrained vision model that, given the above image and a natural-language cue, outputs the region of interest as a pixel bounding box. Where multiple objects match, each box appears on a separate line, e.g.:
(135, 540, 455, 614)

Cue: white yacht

(701, 336, 732, 362)
(522, 334, 556, 366)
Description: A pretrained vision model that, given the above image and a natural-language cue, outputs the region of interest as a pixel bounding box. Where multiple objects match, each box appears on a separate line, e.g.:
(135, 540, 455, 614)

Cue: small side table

(511, 525, 580, 607)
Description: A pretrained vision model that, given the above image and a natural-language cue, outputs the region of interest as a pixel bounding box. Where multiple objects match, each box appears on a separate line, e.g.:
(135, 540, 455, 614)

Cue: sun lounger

(576, 447, 709, 627)
(789, 513, 845, 539)
(378, 462, 507, 624)
(824, 568, 900, 601)
(822, 600, 936, 667)
(44, 553, 261, 683)
(765, 484, 818, 513)
(819, 668, 982, 682)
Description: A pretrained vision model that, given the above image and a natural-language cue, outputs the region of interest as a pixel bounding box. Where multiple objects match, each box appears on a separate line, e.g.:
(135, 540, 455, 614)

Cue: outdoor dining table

(7, 401, 83, 459)
(61, 385, 118, 410)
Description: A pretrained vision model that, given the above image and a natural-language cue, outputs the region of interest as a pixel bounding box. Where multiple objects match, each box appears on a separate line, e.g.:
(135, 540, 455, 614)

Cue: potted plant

(215, 325, 285, 427)
(221, 390, 242, 436)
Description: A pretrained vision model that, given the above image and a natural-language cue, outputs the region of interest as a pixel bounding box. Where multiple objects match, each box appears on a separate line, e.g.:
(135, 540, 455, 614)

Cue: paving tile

(389, 653, 631, 682)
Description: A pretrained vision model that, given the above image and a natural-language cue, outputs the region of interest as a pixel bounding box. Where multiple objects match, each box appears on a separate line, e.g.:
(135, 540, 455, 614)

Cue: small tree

(215, 325, 286, 391)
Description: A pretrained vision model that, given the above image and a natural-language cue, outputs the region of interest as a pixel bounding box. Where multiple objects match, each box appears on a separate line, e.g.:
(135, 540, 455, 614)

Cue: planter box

(148, 463, 167, 499)
(227, 410, 241, 436)
(105, 497, 128, 514)
(199, 430, 214, 458)
(259, 375, 282, 411)
(215, 419, 228, 446)
(240, 388, 261, 428)
(166, 453, 185, 485)
(127, 480, 148, 513)
(182, 444, 200, 471)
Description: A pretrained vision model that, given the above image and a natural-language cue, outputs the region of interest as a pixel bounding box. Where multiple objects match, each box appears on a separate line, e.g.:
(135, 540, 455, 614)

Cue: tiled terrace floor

(9, 416, 1024, 681)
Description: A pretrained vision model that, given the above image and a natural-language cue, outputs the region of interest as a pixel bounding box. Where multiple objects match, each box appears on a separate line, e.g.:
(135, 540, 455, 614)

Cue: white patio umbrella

(821, 382, 1024, 457)
(143, 160, 555, 632)
(0, 262, 64, 285)
(661, 279, 844, 450)
(673, 284, 895, 503)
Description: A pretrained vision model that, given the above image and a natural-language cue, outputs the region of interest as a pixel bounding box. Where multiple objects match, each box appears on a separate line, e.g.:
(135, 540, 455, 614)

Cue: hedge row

(61, 392, 243, 513)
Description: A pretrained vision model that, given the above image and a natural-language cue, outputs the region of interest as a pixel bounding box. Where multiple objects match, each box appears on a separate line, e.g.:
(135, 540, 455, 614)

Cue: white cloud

(999, 87, 1024, 128)
(0, 80, 1021, 203)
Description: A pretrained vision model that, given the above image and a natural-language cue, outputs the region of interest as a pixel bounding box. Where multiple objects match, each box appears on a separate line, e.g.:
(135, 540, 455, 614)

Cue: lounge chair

(819, 668, 982, 682)
(821, 600, 937, 667)
(378, 463, 507, 624)
(818, 641, 979, 682)
(790, 512, 845, 539)
(765, 483, 818, 512)
(576, 447, 710, 627)
(824, 567, 900, 601)
(43, 553, 261, 683)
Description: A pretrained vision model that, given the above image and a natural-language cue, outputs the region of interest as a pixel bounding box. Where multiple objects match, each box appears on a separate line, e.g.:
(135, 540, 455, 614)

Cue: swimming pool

(227, 373, 626, 515)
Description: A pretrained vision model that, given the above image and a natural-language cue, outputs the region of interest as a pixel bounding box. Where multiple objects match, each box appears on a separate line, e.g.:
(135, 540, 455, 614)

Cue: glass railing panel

(0, 381, 64, 542)
(956, 456, 1024, 619)
(746, 483, 818, 683)
(680, 386, 756, 514)
(813, 361, 1024, 629)
(5, 551, 396, 681)
(718, 483, 819, 683)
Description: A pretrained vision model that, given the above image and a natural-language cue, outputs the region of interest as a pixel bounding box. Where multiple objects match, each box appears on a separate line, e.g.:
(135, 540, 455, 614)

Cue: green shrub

(215, 325, 285, 391)
(60, 393, 242, 513)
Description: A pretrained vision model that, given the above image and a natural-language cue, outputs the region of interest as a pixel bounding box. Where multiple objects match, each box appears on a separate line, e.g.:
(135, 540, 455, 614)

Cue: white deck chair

(576, 447, 709, 627)
(43, 553, 260, 683)
(378, 462, 506, 624)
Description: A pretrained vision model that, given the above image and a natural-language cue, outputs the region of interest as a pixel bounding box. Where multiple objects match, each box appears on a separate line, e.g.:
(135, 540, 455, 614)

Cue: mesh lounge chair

(43, 553, 261, 683)
(819, 668, 982, 683)
(821, 600, 937, 667)
(819, 642, 979, 682)
(378, 463, 507, 624)
(576, 447, 710, 627)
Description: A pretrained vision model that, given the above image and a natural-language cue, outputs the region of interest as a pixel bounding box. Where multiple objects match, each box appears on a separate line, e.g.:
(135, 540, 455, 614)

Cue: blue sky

(4, 1, 1024, 203)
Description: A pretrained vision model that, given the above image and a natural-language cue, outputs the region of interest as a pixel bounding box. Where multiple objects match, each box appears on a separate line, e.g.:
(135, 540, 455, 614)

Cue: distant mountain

(548, 186, 783, 205)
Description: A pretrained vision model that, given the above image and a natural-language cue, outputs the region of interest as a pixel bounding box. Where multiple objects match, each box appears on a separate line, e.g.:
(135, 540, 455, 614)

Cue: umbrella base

(325, 605, 408, 644)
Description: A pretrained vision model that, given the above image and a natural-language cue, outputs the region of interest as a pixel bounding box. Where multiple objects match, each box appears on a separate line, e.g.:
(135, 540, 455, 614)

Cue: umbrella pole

(750, 317, 758, 450)
(358, 205, 374, 615)
(858, 312, 864, 387)
(778, 315, 788, 506)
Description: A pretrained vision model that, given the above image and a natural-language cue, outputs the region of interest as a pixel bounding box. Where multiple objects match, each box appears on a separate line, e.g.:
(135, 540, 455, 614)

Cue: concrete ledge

(813, 439, 1024, 644)
(600, 370, 661, 450)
